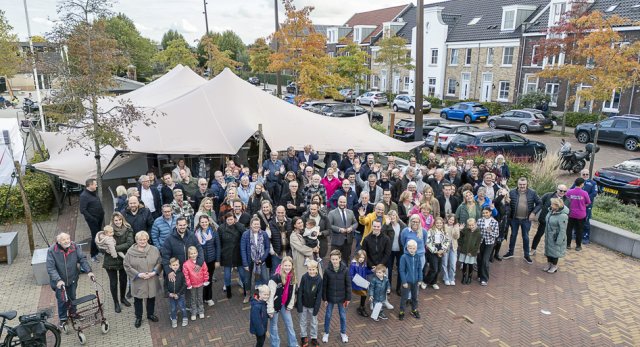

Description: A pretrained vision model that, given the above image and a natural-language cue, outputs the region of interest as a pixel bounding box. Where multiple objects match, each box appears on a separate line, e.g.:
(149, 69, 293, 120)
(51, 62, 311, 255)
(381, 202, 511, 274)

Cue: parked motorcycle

(558, 139, 599, 173)
(22, 98, 40, 114)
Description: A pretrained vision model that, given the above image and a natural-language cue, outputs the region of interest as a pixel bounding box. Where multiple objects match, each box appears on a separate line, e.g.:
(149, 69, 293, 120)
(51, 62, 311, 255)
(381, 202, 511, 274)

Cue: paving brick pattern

(2, 198, 640, 346)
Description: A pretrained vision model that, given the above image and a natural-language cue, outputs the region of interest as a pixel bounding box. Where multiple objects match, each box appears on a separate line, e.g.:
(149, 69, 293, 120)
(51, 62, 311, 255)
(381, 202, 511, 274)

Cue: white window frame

(523, 74, 538, 94)
(403, 76, 410, 92)
(428, 78, 436, 97)
(486, 47, 494, 66)
(371, 51, 379, 65)
(498, 81, 510, 102)
(502, 9, 516, 31)
(354, 28, 361, 43)
(468, 17, 482, 25)
(465, 48, 472, 66)
(447, 78, 457, 96)
(450, 49, 459, 65)
(328, 51, 335, 58)
(550, 2, 567, 26)
(574, 85, 593, 113)
(531, 45, 540, 66)
(502, 47, 514, 66)
(372, 75, 379, 89)
(545, 83, 560, 107)
(430, 49, 438, 65)
(602, 89, 621, 112)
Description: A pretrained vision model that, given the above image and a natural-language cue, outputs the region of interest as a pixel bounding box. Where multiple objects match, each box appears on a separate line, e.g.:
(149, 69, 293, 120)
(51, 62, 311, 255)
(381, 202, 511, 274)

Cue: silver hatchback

(356, 91, 388, 107)
(488, 109, 554, 134)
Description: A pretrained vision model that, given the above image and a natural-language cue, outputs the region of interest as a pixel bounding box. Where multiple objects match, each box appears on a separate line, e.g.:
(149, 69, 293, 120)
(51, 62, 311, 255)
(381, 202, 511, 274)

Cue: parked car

(320, 103, 368, 117)
(335, 88, 359, 102)
(575, 115, 640, 151)
(282, 94, 295, 104)
(594, 158, 640, 203)
(355, 91, 388, 107)
(248, 76, 260, 86)
(447, 130, 547, 160)
(286, 82, 298, 94)
(424, 124, 480, 151)
(367, 110, 383, 123)
(393, 118, 442, 142)
(392, 95, 432, 114)
(488, 109, 554, 134)
(440, 102, 489, 123)
(300, 100, 338, 112)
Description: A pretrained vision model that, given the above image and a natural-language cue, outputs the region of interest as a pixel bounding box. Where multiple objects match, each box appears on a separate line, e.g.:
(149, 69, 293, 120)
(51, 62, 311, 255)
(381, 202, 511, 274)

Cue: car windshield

(614, 160, 640, 174)
(472, 106, 487, 112)
(397, 120, 413, 127)
(432, 126, 452, 133)
(408, 96, 415, 101)
(533, 113, 546, 120)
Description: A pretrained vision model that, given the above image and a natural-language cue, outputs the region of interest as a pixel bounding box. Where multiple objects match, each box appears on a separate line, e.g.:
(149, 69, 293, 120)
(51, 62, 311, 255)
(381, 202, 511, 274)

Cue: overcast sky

(4, 0, 428, 45)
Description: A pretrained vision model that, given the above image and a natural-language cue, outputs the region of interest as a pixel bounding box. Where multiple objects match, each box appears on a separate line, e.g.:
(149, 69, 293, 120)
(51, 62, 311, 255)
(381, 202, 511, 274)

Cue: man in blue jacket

(151, 205, 176, 248)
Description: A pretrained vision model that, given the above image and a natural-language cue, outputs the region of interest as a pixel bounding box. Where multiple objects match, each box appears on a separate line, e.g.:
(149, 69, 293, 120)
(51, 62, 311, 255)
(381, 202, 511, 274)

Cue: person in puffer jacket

(250, 285, 270, 347)
(183, 246, 209, 321)
(297, 260, 323, 347)
(165, 258, 188, 328)
(368, 264, 391, 321)
(398, 240, 422, 321)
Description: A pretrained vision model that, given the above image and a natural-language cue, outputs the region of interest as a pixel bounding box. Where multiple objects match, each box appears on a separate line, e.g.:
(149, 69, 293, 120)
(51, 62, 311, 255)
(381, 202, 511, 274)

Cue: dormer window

(551, 2, 567, 26)
(502, 10, 516, 31)
(354, 28, 361, 43)
(327, 28, 338, 44)
(502, 5, 537, 31)
(468, 17, 482, 25)
(605, 4, 618, 12)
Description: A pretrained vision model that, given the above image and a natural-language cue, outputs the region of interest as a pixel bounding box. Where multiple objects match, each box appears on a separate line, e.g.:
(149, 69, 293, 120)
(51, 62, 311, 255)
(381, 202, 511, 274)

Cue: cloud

(181, 19, 198, 33)
(32, 17, 54, 27)
(134, 22, 150, 31)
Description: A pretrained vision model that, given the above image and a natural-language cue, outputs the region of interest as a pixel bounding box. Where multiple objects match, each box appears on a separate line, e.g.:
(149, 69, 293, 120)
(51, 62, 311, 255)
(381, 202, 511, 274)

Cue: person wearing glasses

(531, 184, 570, 255)
(576, 169, 598, 244)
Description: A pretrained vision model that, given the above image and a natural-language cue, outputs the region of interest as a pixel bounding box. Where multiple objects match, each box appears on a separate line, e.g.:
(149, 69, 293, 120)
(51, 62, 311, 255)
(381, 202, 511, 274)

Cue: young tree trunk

(92, 94, 103, 203)
(561, 80, 571, 135)
(387, 63, 394, 93)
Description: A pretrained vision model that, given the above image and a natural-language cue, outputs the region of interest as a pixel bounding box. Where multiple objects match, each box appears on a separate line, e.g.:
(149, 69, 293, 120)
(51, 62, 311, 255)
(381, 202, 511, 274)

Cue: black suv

(393, 118, 442, 142)
(448, 130, 547, 160)
(575, 115, 640, 151)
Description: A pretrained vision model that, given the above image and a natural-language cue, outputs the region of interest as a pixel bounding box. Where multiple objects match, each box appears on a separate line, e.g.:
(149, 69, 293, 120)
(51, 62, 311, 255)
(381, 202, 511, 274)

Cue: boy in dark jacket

(322, 250, 352, 344)
(368, 264, 391, 321)
(399, 240, 421, 321)
(297, 260, 323, 347)
(166, 258, 188, 328)
(250, 285, 270, 347)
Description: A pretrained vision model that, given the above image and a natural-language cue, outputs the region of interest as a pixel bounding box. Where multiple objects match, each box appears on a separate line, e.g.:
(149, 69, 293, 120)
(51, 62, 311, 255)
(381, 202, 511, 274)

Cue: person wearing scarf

(241, 217, 271, 304)
(267, 257, 297, 347)
(194, 215, 220, 307)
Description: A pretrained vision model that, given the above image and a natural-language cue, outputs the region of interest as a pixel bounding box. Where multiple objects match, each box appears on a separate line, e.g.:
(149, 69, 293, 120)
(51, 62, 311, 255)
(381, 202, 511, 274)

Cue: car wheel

(409, 107, 415, 115)
(624, 137, 639, 151)
(370, 102, 375, 108)
(519, 124, 529, 134)
(464, 115, 471, 124)
(393, 104, 398, 112)
(576, 131, 590, 143)
(571, 160, 586, 173)
(488, 120, 497, 129)
(441, 112, 448, 120)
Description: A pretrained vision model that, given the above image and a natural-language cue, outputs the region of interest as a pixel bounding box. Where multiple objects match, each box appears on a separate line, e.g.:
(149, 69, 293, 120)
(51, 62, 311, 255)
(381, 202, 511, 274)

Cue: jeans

(224, 266, 247, 290)
(299, 307, 318, 339)
(354, 232, 362, 252)
(244, 262, 269, 295)
(203, 261, 216, 302)
(105, 269, 127, 303)
(270, 309, 297, 347)
(270, 255, 282, 277)
(323, 302, 346, 334)
(477, 242, 493, 282)
(387, 250, 402, 290)
(567, 217, 585, 248)
(189, 287, 204, 315)
(54, 282, 77, 322)
(509, 219, 532, 257)
(425, 250, 442, 286)
(134, 297, 156, 319)
(441, 247, 457, 283)
(400, 282, 418, 312)
(583, 206, 592, 243)
(169, 295, 186, 320)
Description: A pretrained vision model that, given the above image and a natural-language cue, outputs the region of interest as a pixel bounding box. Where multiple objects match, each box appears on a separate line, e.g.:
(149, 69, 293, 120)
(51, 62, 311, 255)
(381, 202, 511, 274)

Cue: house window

(603, 89, 621, 111)
(531, 45, 540, 66)
(486, 47, 494, 65)
(430, 49, 438, 64)
(372, 75, 379, 89)
(502, 10, 516, 30)
(545, 83, 560, 107)
(523, 74, 538, 94)
(371, 51, 378, 64)
(498, 81, 510, 101)
(428, 78, 436, 97)
(403, 76, 410, 91)
(502, 47, 514, 66)
(468, 17, 481, 25)
(447, 78, 457, 95)
(465, 48, 472, 65)
(551, 2, 567, 26)
(450, 49, 459, 65)
(354, 28, 361, 43)
(328, 52, 335, 58)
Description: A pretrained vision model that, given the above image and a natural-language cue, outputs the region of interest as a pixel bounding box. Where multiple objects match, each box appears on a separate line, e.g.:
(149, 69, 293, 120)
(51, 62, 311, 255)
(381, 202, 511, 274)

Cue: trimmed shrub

(425, 96, 442, 108)
(562, 112, 601, 127)
(443, 99, 459, 107)
(481, 102, 507, 116)
(592, 195, 640, 234)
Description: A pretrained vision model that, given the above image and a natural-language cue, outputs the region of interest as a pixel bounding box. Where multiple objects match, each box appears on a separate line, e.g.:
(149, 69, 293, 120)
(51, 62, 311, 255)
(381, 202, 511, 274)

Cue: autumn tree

(102, 13, 156, 80)
(248, 38, 272, 87)
(269, 0, 344, 100)
(375, 36, 413, 94)
(31, 35, 47, 43)
(49, 0, 161, 201)
(201, 35, 242, 77)
(335, 41, 371, 100)
(153, 39, 198, 71)
(0, 10, 21, 87)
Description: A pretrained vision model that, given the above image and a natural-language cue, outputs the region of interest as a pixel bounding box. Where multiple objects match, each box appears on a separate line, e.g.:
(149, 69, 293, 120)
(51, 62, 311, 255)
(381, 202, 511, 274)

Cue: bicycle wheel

(4, 322, 62, 347)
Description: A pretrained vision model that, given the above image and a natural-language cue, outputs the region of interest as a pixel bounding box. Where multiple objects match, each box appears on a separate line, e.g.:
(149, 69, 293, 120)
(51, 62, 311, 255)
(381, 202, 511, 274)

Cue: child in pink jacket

(183, 246, 210, 320)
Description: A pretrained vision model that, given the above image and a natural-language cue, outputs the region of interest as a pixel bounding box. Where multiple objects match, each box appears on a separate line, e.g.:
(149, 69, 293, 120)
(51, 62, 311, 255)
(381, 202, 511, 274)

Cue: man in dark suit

(160, 172, 184, 206)
(328, 196, 358, 263)
(297, 145, 319, 167)
(232, 199, 251, 229)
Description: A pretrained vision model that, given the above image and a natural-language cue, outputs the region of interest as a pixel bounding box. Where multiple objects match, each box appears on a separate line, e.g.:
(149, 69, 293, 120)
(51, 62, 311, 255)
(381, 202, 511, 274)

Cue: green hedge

(561, 112, 601, 127)
(592, 195, 640, 234)
(481, 102, 508, 116)
(425, 96, 442, 108)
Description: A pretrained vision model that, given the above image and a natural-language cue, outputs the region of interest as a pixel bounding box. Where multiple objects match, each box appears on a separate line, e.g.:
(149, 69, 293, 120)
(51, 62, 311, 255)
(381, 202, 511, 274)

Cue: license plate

(603, 187, 618, 195)
(480, 117, 486, 120)
(544, 125, 552, 129)
(395, 129, 403, 134)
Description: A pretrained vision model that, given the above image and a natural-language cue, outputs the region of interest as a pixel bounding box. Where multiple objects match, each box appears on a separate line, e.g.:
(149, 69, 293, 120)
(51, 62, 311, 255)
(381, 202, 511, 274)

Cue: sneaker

(190, 315, 196, 321)
(411, 310, 421, 319)
(420, 282, 427, 290)
(383, 300, 394, 310)
(199, 313, 204, 319)
(575, 246, 582, 251)
(243, 296, 249, 304)
(371, 316, 379, 322)
(341, 333, 348, 343)
(524, 256, 533, 264)
(432, 284, 439, 290)
(450, 280, 455, 286)
(310, 338, 319, 347)
(494, 255, 503, 261)
(502, 252, 514, 259)
(357, 306, 367, 317)
(171, 319, 177, 328)
(322, 333, 329, 343)
(542, 263, 551, 272)
(480, 281, 487, 286)
(222, 285, 226, 292)
(547, 265, 558, 273)
(182, 319, 188, 327)
(532, 249, 537, 255)
(379, 312, 388, 320)
(206, 300, 215, 306)
(399, 311, 405, 320)
(566, 245, 571, 250)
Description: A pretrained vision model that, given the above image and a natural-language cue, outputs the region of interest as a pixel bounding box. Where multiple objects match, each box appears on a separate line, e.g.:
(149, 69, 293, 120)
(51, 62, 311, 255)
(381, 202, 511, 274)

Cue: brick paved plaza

(1, 197, 639, 346)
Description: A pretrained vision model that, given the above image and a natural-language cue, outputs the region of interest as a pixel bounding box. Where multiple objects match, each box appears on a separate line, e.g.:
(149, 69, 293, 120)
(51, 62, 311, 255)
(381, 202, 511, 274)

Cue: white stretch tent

(34, 66, 422, 184)
(0, 119, 25, 185)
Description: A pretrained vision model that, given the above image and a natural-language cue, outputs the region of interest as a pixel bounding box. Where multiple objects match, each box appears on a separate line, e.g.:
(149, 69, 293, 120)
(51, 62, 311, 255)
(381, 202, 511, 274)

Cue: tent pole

(258, 124, 264, 168)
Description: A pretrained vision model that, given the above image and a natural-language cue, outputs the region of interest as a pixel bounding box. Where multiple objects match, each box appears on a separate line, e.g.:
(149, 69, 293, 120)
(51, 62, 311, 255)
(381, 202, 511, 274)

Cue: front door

(460, 72, 471, 100)
(394, 77, 401, 94)
(481, 73, 492, 102)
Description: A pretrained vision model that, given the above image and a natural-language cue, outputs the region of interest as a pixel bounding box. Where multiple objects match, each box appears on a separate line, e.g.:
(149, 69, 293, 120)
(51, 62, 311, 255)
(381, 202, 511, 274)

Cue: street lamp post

(414, 0, 424, 161)
(203, 0, 210, 34)
(23, 0, 45, 131)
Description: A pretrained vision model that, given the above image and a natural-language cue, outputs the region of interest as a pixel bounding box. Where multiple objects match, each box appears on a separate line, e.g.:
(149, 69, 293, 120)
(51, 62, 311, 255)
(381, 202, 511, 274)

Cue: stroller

(60, 278, 110, 345)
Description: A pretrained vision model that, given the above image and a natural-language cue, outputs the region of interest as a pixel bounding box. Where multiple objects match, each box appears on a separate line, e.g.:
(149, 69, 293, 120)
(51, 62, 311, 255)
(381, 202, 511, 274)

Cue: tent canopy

(0, 119, 25, 185)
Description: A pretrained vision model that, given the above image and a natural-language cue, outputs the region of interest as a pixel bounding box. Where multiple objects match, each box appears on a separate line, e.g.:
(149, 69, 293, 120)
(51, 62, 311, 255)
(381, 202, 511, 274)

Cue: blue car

(440, 102, 490, 124)
(283, 94, 295, 104)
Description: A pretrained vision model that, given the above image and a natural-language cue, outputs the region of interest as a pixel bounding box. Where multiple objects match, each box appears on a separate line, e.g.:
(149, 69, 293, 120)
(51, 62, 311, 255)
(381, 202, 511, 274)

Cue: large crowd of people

(46, 146, 597, 347)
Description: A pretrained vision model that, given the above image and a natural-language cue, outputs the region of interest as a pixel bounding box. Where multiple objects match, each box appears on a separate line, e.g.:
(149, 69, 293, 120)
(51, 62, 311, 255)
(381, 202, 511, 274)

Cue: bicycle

(0, 308, 61, 346)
